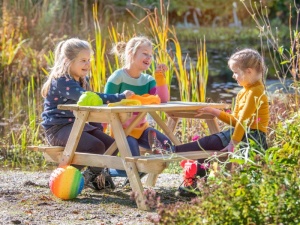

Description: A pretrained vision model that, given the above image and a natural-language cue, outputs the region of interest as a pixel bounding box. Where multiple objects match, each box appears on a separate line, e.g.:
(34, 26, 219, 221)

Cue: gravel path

(0, 169, 184, 225)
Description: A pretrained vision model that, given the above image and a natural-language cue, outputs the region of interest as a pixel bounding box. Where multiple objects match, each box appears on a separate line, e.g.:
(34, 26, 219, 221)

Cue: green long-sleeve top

(218, 80, 269, 142)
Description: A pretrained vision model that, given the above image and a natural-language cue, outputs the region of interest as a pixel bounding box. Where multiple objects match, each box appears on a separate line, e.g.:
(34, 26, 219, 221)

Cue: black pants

(174, 128, 267, 177)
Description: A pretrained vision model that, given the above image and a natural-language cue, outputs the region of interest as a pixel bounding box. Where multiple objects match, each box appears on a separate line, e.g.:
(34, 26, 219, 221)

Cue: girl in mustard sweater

(175, 48, 270, 196)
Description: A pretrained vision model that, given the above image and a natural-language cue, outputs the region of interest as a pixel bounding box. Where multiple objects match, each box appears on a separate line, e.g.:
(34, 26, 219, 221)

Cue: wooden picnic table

(57, 101, 228, 210)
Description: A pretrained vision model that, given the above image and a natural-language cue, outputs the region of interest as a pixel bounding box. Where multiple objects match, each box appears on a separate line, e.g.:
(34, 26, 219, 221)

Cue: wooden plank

(206, 117, 220, 134)
(109, 113, 133, 158)
(59, 111, 89, 167)
(123, 112, 147, 135)
(28, 146, 64, 163)
(166, 112, 216, 119)
(27, 146, 64, 152)
(103, 142, 118, 156)
(166, 117, 179, 133)
(72, 153, 125, 170)
(58, 102, 229, 113)
(103, 112, 147, 156)
(86, 111, 110, 123)
(125, 161, 150, 210)
(87, 111, 133, 124)
(144, 174, 159, 187)
(125, 151, 221, 163)
(109, 112, 149, 211)
(135, 161, 167, 174)
(149, 112, 181, 146)
(43, 151, 62, 163)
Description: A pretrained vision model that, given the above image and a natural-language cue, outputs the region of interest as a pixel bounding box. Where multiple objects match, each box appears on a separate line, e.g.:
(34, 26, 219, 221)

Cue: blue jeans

(127, 127, 171, 156)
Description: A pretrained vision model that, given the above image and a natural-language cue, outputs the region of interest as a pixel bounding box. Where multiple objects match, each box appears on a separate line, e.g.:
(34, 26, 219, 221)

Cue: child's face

(132, 43, 153, 71)
(69, 49, 91, 81)
(230, 63, 259, 87)
(230, 62, 246, 86)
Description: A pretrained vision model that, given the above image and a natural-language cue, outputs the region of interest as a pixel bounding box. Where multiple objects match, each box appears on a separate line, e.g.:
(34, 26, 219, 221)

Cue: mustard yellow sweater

(218, 80, 269, 142)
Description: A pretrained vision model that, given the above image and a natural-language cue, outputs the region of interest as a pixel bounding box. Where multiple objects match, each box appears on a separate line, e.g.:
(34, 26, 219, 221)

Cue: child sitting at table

(104, 36, 172, 183)
(105, 36, 172, 155)
(41, 38, 134, 191)
(170, 48, 270, 196)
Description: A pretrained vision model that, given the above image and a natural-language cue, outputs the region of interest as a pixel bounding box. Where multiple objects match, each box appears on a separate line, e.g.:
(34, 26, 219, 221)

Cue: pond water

(170, 79, 294, 104)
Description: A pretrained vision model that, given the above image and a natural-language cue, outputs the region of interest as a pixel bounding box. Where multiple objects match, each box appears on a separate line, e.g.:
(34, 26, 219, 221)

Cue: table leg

(166, 117, 179, 133)
(59, 111, 89, 167)
(145, 174, 159, 187)
(103, 112, 147, 155)
(108, 113, 149, 211)
(148, 112, 181, 145)
(146, 112, 181, 187)
(205, 117, 220, 134)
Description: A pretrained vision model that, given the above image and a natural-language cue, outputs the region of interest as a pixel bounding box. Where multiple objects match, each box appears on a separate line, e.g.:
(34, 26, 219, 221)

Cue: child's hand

(195, 107, 220, 117)
(220, 140, 236, 153)
(123, 90, 135, 99)
(155, 64, 168, 73)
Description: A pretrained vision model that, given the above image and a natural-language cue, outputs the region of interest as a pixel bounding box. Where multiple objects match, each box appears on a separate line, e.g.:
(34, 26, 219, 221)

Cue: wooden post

(109, 113, 149, 211)
(59, 111, 89, 167)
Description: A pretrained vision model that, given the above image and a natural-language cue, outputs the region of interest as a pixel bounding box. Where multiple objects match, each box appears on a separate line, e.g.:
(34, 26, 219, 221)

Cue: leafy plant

(151, 150, 300, 224)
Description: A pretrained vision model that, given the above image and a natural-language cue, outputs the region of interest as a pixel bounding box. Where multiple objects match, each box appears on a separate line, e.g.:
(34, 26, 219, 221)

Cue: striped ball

(49, 165, 84, 200)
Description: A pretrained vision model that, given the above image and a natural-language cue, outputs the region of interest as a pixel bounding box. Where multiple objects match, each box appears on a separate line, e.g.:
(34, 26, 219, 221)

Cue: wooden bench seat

(28, 145, 221, 173)
(28, 145, 223, 187)
(28, 145, 64, 163)
(125, 150, 222, 186)
(28, 146, 126, 170)
(125, 151, 219, 163)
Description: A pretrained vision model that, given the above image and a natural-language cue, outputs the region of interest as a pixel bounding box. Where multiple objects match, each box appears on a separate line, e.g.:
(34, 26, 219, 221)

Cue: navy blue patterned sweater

(41, 75, 126, 129)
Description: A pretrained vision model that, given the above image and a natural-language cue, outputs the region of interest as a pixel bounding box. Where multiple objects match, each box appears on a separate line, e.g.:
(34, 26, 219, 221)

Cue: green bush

(152, 152, 300, 224)
(151, 112, 300, 224)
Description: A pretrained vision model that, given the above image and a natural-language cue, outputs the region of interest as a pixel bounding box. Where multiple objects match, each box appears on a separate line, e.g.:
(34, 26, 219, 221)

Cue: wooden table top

(58, 101, 229, 113)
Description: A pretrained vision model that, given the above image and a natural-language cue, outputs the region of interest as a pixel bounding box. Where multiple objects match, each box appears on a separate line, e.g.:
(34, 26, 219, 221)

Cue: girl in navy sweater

(41, 38, 133, 190)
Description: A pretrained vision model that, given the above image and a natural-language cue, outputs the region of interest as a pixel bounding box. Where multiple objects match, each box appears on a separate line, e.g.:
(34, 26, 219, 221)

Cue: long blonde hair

(41, 38, 92, 98)
(111, 36, 152, 67)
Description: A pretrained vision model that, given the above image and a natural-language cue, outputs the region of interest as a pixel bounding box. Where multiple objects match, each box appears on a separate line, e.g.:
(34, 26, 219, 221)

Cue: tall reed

(89, 4, 107, 92)
(128, 0, 209, 141)
(240, 0, 299, 108)
(107, 23, 135, 73)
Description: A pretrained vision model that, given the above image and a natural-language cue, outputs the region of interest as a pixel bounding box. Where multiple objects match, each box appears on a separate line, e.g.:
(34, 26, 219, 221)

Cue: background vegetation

(0, 0, 299, 223)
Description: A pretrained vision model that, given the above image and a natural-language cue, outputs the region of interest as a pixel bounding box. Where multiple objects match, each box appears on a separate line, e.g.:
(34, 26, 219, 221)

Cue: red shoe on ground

(178, 160, 198, 197)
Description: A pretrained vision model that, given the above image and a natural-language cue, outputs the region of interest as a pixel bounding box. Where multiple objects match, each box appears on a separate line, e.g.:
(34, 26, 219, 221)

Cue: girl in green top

(104, 36, 171, 157)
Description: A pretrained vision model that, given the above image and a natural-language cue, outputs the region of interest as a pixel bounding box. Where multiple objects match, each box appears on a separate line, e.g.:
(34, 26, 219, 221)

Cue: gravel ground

(0, 169, 184, 225)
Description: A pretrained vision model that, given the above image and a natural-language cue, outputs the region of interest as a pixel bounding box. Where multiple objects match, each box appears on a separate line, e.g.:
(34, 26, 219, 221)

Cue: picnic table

(35, 101, 228, 210)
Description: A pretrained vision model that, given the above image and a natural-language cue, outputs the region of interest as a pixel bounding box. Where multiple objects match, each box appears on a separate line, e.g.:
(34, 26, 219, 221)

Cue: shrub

(150, 109, 300, 224)
(151, 152, 300, 224)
